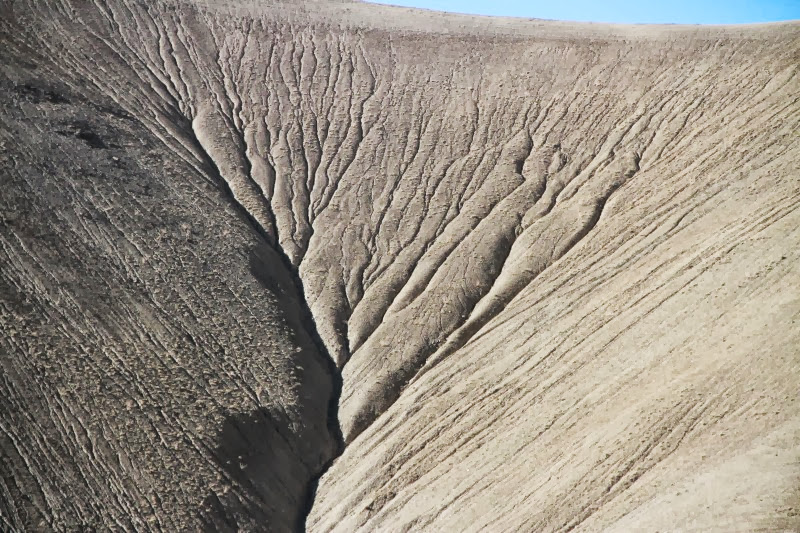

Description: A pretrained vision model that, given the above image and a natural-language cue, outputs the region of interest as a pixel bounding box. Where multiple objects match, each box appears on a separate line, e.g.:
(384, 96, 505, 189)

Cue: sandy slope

(1, 0, 798, 531)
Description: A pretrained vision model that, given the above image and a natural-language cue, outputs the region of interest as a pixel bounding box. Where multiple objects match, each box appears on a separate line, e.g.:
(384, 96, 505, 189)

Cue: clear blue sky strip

(365, 0, 800, 24)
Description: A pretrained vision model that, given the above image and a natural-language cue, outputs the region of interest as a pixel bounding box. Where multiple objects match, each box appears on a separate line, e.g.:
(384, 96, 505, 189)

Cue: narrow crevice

(181, 121, 346, 533)
(296, 339, 344, 533)
(218, 123, 348, 532)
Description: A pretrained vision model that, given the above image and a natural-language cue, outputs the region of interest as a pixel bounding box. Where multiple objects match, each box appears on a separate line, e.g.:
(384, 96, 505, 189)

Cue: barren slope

(1, 0, 799, 531)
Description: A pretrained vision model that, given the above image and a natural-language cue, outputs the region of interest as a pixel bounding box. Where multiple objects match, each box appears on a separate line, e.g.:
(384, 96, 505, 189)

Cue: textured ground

(1, 0, 799, 531)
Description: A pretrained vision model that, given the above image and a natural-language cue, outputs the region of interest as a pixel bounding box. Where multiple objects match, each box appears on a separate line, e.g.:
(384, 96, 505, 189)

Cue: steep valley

(1, 1, 799, 531)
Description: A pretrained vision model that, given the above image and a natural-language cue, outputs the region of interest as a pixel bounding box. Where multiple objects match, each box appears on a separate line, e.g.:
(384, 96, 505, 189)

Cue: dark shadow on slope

(248, 244, 345, 532)
(203, 408, 296, 532)
(170, 90, 346, 529)
(248, 244, 344, 453)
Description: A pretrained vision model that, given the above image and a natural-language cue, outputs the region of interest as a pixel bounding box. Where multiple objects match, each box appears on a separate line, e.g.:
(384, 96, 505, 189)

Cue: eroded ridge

(1, 0, 799, 531)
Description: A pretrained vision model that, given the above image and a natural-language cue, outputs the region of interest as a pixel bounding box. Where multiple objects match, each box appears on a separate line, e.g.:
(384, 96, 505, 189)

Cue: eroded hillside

(1, 0, 799, 531)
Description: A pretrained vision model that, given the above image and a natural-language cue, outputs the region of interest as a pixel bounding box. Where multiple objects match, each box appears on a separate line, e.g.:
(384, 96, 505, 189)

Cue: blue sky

(365, 0, 800, 24)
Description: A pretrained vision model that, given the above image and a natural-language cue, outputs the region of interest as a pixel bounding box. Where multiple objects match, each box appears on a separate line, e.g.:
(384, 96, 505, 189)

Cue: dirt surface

(1, 0, 799, 531)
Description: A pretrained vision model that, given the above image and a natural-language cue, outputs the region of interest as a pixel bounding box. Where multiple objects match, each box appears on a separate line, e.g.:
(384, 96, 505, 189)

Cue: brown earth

(1, 0, 799, 531)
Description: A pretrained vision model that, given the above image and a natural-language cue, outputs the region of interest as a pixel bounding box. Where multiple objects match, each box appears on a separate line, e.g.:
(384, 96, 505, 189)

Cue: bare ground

(1, 1, 799, 531)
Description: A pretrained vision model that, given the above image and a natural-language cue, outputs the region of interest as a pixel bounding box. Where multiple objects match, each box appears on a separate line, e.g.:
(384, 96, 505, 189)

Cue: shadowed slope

(0, 9, 339, 530)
